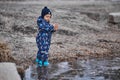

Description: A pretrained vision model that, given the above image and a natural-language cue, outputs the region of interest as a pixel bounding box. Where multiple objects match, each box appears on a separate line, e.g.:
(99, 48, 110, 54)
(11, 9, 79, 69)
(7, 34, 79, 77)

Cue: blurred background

(0, 0, 120, 80)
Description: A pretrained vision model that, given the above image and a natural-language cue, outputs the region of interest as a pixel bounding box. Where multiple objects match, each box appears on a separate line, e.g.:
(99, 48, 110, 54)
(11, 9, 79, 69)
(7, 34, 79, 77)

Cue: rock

(109, 12, 120, 23)
(0, 42, 15, 62)
(0, 62, 21, 80)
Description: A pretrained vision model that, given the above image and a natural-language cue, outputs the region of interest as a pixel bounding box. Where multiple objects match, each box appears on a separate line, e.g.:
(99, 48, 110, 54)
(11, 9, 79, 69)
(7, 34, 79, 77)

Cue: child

(36, 6, 58, 66)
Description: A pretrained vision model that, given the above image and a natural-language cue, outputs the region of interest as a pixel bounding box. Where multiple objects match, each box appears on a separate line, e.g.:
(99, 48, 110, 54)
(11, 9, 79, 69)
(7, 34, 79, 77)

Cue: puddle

(24, 57, 120, 80)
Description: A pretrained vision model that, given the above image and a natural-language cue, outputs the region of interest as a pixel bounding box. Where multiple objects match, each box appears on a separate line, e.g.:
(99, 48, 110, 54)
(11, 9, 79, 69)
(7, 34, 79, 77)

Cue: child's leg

(36, 35, 43, 66)
(36, 50, 43, 66)
(43, 52, 48, 62)
(36, 50, 49, 66)
(43, 53, 49, 66)
(36, 50, 42, 61)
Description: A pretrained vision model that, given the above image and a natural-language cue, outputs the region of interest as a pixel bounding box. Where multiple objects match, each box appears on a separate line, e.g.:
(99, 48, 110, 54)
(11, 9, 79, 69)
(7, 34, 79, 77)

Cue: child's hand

(53, 23, 58, 30)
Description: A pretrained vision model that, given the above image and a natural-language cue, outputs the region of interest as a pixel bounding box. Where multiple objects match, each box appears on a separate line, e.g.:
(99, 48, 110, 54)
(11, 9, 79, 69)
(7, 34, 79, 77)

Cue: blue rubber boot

(36, 58, 42, 67)
(43, 61, 49, 66)
(36, 58, 39, 62)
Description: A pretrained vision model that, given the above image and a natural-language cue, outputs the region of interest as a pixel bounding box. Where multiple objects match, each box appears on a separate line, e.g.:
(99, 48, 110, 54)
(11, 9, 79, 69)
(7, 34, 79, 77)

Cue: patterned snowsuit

(36, 16, 54, 63)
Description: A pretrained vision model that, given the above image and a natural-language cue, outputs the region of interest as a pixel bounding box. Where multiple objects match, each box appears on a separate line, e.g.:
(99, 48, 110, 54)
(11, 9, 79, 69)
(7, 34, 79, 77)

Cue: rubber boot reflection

(37, 66, 49, 80)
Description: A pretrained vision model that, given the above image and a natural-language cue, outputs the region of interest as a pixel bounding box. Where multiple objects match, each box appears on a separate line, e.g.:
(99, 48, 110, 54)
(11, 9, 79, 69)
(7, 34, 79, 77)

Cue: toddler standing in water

(36, 6, 58, 66)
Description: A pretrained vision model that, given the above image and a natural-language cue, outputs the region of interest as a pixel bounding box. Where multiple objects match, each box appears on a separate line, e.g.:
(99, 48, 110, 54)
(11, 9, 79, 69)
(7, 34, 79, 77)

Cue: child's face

(44, 14, 51, 22)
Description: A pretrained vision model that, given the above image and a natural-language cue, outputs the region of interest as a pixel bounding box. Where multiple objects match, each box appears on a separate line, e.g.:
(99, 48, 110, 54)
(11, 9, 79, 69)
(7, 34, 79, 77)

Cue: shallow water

(24, 57, 120, 80)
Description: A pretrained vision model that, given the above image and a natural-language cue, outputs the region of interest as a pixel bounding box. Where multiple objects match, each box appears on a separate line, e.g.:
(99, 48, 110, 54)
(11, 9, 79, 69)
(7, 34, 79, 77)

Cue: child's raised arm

(37, 18, 54, 32)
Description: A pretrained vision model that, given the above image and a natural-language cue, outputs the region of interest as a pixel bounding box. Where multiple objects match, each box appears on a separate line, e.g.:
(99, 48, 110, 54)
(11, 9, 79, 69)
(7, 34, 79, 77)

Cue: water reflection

(37, 66, 49, 80)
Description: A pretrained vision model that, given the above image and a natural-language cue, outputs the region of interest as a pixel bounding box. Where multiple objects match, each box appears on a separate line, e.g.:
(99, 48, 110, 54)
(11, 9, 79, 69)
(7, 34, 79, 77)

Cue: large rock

(0, 62, 21, 80)
(109, 12, 120, 23)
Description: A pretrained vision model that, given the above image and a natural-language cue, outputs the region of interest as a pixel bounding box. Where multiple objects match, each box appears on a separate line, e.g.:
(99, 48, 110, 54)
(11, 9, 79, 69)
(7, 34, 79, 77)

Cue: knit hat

(41, 6, 52, 18)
